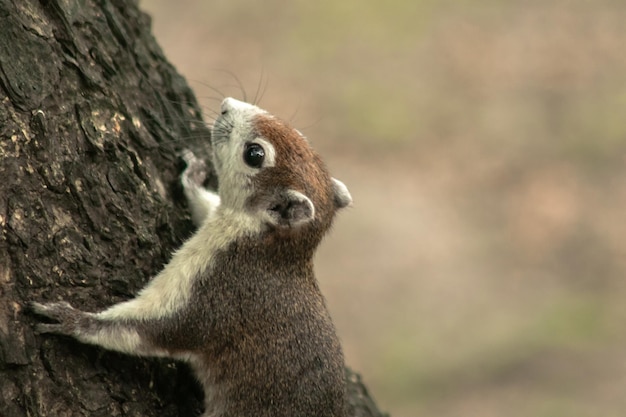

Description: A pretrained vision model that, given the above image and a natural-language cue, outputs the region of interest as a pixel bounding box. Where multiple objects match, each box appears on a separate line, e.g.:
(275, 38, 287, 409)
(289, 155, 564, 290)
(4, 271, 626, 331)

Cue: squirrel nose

(221, 97, 264, 115)
(220, 97, 234, 115)
(221, 97, 245, 114)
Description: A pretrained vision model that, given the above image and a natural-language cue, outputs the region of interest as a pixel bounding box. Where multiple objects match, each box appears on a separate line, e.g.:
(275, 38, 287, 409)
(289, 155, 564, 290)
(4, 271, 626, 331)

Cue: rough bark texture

(0, 1, 387, 416)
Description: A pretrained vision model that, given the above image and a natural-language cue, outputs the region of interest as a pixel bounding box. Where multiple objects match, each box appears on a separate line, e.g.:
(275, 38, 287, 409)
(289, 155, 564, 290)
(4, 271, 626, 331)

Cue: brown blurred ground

(141, 1, 626, 416)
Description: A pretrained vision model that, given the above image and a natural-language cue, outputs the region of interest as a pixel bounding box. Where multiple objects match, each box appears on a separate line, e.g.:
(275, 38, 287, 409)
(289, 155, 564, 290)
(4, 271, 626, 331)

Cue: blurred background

(141, 1, 626, 416)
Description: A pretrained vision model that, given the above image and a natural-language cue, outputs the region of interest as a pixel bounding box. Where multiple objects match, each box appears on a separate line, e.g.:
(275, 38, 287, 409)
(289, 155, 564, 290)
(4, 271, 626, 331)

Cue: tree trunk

(0, 1, 386, 416)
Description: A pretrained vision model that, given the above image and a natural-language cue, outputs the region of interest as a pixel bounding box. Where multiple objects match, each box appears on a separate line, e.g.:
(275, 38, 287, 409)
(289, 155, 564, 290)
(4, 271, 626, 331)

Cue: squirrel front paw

(29, 301, 82, 336)
(179, 149, 220, 226)
(180, 149, 208, 190)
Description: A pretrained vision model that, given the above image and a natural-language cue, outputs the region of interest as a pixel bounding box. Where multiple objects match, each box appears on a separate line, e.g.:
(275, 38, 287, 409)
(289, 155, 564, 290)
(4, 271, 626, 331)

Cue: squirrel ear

(266, 189, 315, 228)
(331, 178, 352, 209)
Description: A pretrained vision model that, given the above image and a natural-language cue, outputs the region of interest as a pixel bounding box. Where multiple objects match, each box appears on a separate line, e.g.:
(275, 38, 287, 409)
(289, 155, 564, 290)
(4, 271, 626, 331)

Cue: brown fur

(251, 115, 338, 242)
(31, 100, 350, 417)
(141, 112, 349, 416)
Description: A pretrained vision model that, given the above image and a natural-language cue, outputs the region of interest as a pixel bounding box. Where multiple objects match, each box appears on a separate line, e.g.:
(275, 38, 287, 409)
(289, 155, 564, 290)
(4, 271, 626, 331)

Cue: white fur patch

(77, 323, 146, 355)
(97, 207, 263, 322)
(77, 324, 194, 359)
(212, 98, 277, 214)
(249, 137, 276, 169)
(221, 97, 266, 114)
(185, 186, 221, 227)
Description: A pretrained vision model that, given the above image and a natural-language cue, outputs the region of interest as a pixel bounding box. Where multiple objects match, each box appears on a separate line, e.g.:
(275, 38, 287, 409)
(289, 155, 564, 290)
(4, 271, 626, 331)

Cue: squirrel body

(31, 98, 352, 417)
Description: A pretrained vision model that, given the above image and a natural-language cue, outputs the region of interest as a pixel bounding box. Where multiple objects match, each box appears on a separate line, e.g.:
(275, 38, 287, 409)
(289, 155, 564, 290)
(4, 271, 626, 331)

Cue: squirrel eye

(243, 143, 265, 168)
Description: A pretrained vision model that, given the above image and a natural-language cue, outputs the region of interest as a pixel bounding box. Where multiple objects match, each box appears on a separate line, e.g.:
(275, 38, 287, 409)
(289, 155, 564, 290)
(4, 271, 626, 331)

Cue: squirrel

(30, 97, 353, 417)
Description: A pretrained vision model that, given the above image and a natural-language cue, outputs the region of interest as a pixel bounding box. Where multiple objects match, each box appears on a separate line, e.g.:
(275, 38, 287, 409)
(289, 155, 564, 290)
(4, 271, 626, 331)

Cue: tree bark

(0, 1, 387, 416)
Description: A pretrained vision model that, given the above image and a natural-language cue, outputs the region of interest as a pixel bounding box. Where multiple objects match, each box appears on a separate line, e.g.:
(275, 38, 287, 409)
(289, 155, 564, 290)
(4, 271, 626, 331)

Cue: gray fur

(30, 98, 351, 417)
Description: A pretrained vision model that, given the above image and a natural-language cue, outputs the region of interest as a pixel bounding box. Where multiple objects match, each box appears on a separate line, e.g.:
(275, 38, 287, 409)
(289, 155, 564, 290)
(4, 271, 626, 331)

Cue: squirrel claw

(29, 301, 74, 319)
(181, 149, 208, 188)
(180, 149, 198, 165)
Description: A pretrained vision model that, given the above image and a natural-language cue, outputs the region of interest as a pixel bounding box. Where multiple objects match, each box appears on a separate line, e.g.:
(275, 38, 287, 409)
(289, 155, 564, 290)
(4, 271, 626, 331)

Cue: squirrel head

(211, 98, 351, 238)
